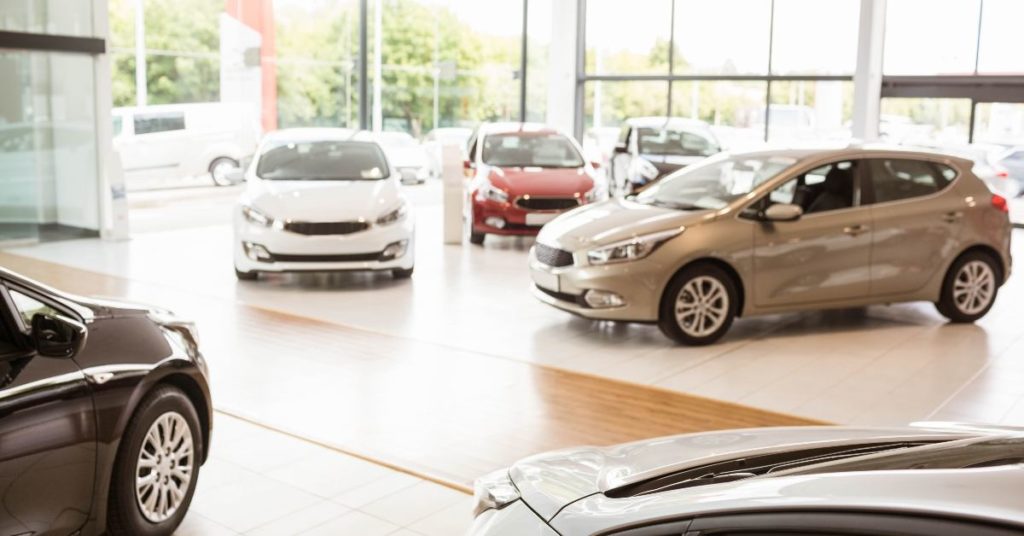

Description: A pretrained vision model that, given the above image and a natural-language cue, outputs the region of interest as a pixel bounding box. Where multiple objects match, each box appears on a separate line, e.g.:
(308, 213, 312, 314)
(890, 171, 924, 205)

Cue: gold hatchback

(530, 145, 1013, 345)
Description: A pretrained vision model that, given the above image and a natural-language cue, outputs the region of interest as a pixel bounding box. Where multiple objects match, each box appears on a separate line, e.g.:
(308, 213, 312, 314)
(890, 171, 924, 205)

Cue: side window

(751, 160, 858, 217)
(466, 133, 478, 161)
(868, 158, 950, 204)
(679, 132, 715, 156)
(133, 112, 186, 135)
(9, 289, 59, 329)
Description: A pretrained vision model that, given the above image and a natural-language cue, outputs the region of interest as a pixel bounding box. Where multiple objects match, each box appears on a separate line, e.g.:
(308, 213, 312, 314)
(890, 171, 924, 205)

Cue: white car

(233, 128, 415, 280)
(423, 127, 473, 177)
(469, 423, 1024, 535)
(113, 102, 260, 188)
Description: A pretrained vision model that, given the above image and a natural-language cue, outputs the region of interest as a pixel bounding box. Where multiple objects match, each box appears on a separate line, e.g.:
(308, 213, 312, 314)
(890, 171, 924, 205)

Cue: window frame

(132, 111, 187, 136)
(740, 158, 867, 220)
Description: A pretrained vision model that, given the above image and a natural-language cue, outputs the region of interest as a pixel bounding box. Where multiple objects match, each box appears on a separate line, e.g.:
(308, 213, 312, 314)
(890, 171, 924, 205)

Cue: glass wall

(0, 50, 100, 243)
(0, 0, 96, 37)
(582, 0, 857, 148)
(879, 97, 972, 146)
(884, 0, 980, 76)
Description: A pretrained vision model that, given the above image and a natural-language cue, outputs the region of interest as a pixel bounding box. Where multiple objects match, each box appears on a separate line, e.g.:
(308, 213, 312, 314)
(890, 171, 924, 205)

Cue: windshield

(256, 140, 389, 181)
(636, 154, 798, 210)
(637, 127, 719, 157)
(482, 133, 585, 168)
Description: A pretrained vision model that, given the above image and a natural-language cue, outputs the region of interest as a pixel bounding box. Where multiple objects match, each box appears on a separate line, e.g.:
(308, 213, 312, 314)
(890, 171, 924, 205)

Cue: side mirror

(763, 203, 803, 222)
(31, 313, 87, 358)
(590, 160, 602, 170)
(463, 159, 475, 178)
(613, 143, 628, 154)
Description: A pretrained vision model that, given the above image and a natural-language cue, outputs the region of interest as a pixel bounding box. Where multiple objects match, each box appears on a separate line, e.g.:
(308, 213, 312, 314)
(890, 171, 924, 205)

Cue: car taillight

(996, 170, 1010, 178)
(992, 194, 1009, 213)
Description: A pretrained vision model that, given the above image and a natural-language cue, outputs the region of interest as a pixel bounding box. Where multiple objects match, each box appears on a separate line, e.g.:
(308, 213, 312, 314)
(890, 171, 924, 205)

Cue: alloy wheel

(675, 276, 730, 338)
(953, 260, 995, 316)
(135, 411, 194, 523)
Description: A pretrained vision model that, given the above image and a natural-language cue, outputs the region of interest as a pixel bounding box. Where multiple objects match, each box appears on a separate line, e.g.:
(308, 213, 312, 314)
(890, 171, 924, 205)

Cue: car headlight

(586, 227, 684, 266)
(479, 182, 509, 203)
(472, 469, 520, 517)
(376, 201, 409, 225)
(241, 204, 273, 227)
(629, 157, 659, 184)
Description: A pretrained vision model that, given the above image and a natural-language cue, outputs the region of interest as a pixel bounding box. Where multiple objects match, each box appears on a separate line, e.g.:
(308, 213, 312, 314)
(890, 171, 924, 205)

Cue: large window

(976, 0, 1024, 74)
(884, 0, 981, 75)
(582, 0, 856, 146)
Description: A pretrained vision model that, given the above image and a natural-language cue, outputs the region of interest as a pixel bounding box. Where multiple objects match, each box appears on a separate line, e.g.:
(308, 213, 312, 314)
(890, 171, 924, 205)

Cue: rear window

(868, 158, 954, 204)
(637, 127, 719, 157)
(256, 140, 389, 181)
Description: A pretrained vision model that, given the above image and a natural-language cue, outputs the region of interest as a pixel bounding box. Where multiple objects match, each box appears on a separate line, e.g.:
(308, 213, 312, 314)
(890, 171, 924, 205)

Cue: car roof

(555, 464, 1024, 533)
(261, 128, 374, 144)
(626, 116, 713, 130)
(477, 122, 563, 136)
(721, 142, 977, 167)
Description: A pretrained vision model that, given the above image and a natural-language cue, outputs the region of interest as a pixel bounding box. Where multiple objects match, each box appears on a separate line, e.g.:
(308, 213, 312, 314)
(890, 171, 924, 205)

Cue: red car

(464, 123, 605, 245)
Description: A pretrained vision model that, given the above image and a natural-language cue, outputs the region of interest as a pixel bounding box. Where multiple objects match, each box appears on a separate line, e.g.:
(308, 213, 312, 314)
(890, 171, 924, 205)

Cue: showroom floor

(1, 182, 1023, 533)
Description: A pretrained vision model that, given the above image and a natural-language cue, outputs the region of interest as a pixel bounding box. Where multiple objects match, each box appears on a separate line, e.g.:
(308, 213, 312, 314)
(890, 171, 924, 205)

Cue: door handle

(843, 224, 869, 236)
(942, 211, 963, 223)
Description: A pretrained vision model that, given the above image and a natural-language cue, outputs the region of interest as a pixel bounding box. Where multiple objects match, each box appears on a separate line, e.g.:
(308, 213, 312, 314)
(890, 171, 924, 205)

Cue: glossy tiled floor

(8, 182, 1023, 428)
(178, 413, 471, 535)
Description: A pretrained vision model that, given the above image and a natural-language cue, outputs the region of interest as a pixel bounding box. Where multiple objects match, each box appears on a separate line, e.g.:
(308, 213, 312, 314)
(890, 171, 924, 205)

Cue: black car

(610, 116, 721, 195)
(0, 267, 211, 536)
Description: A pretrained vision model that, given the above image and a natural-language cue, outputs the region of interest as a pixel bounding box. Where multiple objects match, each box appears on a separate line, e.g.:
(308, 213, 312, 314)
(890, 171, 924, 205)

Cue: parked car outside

(610, 117, 721, 195)
(113, 102, 260, 188)
(375, 131, 433, 184)
(464, 123, 606, 245)
(531, 145, 1012, 345)
(233, 128, 415, 280)
(468, 423, 1024, 536)
(422, 127, 473, 178)
(0, 267, 211, 536)
(912, 143, 1022, 199)
(993, 146, 1024, 197)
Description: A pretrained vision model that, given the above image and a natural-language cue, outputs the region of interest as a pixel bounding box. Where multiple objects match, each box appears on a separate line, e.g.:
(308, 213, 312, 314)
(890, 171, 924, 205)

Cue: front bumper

(528, 250, 665, 322)
(234, 213, 415, 273)
(471, 198, 581, 236)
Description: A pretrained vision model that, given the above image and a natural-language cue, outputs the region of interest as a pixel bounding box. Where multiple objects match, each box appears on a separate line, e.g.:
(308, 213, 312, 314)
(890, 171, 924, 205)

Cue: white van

(113, 102, 260, 188)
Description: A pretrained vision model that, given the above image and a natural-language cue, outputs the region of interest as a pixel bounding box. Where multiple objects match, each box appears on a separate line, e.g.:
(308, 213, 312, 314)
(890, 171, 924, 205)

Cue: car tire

(209, 157, 239, 186)
(658, 263, 738, 346)
(469, 231, 485, 245)
(935, 251, 1001, 323)
(107, 385, 203, 536)
(234, 267, 258, 281)
(392, 266, 414, 279)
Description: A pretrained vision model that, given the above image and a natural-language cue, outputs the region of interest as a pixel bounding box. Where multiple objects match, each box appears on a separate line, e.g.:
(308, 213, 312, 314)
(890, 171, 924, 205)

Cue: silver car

(530, 145, 1013, 345)
(468, 423, 1024, 535)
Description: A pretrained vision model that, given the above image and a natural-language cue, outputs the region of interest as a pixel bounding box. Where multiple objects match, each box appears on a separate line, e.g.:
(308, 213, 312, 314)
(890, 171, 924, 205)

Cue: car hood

(246, 178, 402, 222)
(510, 425, 978, 522)
(487, 166, 594, 198)
(536, 198, 715, 251)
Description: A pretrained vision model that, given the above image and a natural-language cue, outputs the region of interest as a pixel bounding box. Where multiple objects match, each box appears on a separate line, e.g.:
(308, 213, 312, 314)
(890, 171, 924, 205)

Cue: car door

(750, 159, 873, 308)
(864, 157, 963, 297)
(0, 284, 96, 536)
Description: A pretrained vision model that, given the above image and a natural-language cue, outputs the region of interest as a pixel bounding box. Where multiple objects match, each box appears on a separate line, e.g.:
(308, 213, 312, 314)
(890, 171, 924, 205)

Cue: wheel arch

(662, 256, 747, 317)
(157, 373, 212, 463)
(948, 244, 1007, 286)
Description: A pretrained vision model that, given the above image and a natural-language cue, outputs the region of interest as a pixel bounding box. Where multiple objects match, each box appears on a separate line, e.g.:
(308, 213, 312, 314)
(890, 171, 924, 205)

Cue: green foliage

(109, 0, 220, 107)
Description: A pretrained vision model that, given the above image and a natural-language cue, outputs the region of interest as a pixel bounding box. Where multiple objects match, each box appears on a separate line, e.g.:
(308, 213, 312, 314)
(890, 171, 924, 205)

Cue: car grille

(516, 197, 579, 211)
(534, 243, 574, 267)
(268, 251, 383, 263)
(283, 221, 370, 236)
